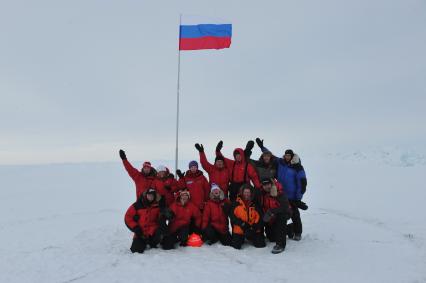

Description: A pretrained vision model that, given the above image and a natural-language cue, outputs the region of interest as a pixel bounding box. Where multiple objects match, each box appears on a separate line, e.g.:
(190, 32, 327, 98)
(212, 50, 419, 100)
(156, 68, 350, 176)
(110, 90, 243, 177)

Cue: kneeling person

(229, 184, 266, 249)
(201, 184, 232, 246)
(124, 188, 164, 253)
(162, 189, 202, 249)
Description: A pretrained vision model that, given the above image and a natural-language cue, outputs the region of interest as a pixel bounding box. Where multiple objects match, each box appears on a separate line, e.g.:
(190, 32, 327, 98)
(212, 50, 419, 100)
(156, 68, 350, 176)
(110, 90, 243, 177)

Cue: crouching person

(201, 184, 232, 246)
(124, 188, 165, 253)
(229, 184, 266, 249)
(162, 189, 202, 250)
(260, 178, 291, 254)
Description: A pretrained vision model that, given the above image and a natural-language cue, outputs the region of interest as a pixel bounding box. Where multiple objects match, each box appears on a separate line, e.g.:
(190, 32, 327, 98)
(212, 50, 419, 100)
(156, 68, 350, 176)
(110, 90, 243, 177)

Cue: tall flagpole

(175, 14, 182, 173)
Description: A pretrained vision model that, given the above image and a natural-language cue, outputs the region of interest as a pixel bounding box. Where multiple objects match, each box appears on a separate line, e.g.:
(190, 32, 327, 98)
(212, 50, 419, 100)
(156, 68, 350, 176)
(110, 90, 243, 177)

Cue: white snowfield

(0, 150, 425, 283)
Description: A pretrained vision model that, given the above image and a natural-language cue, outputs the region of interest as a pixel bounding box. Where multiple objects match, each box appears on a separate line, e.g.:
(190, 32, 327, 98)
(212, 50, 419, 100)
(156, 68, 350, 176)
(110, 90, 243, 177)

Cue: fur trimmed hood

(209, 187, 225, 201)
(291, 154, 301, 165)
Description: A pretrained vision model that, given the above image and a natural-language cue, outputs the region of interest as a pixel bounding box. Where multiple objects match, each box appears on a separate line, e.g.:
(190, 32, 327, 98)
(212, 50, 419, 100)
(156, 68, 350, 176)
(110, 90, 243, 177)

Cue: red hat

(142, 161, 152, 168)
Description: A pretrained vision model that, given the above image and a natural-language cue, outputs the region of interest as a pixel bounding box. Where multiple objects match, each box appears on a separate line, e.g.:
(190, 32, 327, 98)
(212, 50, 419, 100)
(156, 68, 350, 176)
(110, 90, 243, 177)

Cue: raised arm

(196, 144, 215, 174)
(215, 140, 234, 168)
(119, 149, 139, 181)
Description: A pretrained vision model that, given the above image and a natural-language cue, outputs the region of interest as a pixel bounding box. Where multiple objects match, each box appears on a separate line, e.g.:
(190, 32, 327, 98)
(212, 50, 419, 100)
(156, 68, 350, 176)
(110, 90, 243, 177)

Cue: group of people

(120, 138, 308, 254)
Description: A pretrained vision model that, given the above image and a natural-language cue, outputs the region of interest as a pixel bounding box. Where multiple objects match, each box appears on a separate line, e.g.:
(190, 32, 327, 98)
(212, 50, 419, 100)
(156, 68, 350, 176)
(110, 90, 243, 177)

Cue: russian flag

(179, 15, 232, 51)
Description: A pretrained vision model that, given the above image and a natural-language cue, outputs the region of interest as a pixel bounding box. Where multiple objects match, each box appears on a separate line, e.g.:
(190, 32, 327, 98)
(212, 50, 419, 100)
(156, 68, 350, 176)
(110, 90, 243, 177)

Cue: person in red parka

(119, 149, 157, 199)
(162, 189, 202, 249)
(176, 161, 210, 211)
(124, 188, 165, 253)
(195, 143, 230, 198)
(215, 141, 261, 201)
(152, 165, 179, 207)
(201, 183, 232, 246)
(260, 178, 292, 254)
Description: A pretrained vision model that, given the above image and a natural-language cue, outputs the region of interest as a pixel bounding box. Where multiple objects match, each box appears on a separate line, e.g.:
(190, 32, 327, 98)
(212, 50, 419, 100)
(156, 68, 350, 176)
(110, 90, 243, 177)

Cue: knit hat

(188, 160, 198, 169)
(210, 183, 221, 192)
(285, 149, 294, 156)
(142, 161, 152, 168)
(156, 165, 167, 172)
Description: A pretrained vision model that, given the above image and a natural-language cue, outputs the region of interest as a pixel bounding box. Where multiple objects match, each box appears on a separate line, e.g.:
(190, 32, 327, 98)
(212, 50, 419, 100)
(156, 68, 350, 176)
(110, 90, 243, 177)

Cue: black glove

(296, 200, 308, 210)
(133, 214, 140, 222)
(133, 226, 144, 238)
(119, 149, 127, 160)
(245, 140, 255, 151)
(176, 170, 184, 178)
(195, 143, 204, 152)
(262, 210, 274, 223)
(216, 140, 223, 152)
(255, 138, 264, 149)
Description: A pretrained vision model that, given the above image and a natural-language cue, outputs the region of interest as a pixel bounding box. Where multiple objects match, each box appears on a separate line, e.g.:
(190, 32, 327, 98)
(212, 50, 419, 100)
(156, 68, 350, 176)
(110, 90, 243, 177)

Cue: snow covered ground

(1, 149, 425, 283)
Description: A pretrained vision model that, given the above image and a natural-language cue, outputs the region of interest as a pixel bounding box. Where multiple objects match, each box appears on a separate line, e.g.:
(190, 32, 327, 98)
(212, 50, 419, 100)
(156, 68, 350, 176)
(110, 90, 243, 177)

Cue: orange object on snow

(187, 233, 203, 247)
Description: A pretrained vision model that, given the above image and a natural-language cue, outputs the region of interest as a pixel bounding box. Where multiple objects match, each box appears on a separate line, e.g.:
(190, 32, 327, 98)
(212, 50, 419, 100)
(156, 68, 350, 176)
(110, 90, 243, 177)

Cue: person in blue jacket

(255, 138, 307, 241)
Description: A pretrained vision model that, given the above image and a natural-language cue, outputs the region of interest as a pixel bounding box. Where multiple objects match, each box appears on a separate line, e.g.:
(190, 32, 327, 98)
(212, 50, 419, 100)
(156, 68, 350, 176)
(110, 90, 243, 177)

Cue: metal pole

(175, 14, 182, 173)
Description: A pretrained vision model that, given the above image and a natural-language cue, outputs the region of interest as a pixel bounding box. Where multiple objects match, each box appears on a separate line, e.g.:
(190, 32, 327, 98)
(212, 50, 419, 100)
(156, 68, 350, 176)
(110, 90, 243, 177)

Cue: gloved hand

(133, 226, 144, 238)
(262, 210, 274, 223)
(296, 200, 308, 210)
(133, 214, 140, 222)
(119, 149, 127, 160)
(176, 170, 184, 178)
(216, 140, 223, 152)
(245, 140, 255, 151)
(255, 138, 264, 148)
(195, 143, 204, 153)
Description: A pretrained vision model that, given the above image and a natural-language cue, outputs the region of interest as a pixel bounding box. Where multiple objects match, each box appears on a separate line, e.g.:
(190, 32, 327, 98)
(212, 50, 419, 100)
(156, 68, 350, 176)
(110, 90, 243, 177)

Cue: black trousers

(202, 225, 232, 246)
(130, 230, 162, 253)
(231, 231, 266, 250)
(288, 201, 303, 236)
(265, 214, 287, 247)
(161, 226, 190, 250)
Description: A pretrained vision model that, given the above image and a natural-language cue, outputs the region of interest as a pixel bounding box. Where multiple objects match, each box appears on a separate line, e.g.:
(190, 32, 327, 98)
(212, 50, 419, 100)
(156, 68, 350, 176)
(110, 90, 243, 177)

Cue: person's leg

(130, 237, 147, 253)
(252, 232, 266, 248)
(231, 233, 244, 250)
(265, 224, 275, 242)
(290, 201, 302, 239)
(148, 229, 162, 248)
(274, 215, 287, 249)
(162, 233, 177, 250)
(218, 231, 232, 246)
(202, 225, 219, 245)
(177, 226, 190, 246)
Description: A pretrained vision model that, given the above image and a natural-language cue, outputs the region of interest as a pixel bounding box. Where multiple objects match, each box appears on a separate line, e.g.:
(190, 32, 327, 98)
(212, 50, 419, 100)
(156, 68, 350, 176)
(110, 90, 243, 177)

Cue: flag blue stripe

(180, 24, 232, 39)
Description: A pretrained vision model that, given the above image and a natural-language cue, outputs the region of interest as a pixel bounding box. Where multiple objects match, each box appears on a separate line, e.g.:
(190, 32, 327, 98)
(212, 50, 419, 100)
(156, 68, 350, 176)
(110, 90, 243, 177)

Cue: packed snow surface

(1, 150, 425, 283)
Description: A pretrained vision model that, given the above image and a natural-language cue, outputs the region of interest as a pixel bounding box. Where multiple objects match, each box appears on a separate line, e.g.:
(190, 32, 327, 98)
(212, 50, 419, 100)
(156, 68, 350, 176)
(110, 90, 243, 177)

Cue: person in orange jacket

(195, 143, 230, 198)
(201, 184, 232, 246)
(124, 188, 165, 253)
(119, 149, 156, 199)
(176, 161, 210, 211)
(229, 184, 266, 249)
(215, 141, 261, 201)
(162, 189, 202, 250)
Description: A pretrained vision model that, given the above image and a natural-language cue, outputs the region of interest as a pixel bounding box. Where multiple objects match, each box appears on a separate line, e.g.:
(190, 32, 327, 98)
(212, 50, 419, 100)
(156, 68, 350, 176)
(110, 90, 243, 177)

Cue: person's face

(146, 193, 155, 202)
(158, 171, 166, 178)
(242, 189, 251, 200)
(235, 153, 242, 162)
(215, 160, 224, 168)
(262, 183, 272, 192)
(262, 154, 271, 164)
(212, 189, 220, 198)
(142, 167, 151, 174)
(190, 165, 198, 173)
(284, 154, 292, 162)
(181, 193, 189, 203)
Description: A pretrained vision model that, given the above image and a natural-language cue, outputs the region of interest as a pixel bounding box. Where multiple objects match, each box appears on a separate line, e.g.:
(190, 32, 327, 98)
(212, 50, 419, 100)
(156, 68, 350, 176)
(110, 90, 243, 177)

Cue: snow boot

(271, 244, 285, 254)
(293, 234, 302, 241)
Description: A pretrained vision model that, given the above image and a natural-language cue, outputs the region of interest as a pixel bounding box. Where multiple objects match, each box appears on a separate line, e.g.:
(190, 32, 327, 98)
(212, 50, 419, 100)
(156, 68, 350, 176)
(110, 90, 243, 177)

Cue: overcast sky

(0, 0, 425, 165)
